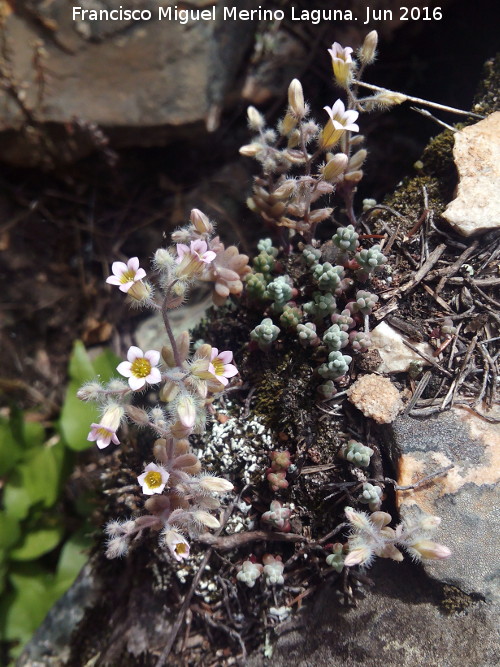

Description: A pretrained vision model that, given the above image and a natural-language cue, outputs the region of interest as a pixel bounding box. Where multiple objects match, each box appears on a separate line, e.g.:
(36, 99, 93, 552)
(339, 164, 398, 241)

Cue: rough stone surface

(248, 560, 499, 667)
(0, 0, 259, 165)
(370, 321, 434, 373)
(443, 112, 500, 237)
(347, 374, 403, 424)
(393, 406, 500, 603)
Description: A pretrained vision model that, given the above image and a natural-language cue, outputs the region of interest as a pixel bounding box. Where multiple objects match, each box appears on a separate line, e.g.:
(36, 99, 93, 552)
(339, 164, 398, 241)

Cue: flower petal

(146, 367, 162, 385)
(129, 375, 146, 391)
(128, 257, 140, 271)
(117, 361, 132, 377)
(210, 348, 219, 360)
(106, 276, 122, 286)
(111, 261, 128, 276)
(127, 346, 143, 362)
(222, 364, 238, 378)
(218, 350, 233, 364)
(145, 349, 160, 366)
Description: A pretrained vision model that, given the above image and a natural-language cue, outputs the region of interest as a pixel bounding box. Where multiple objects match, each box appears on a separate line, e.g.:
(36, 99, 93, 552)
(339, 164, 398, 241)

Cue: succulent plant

(302, 244, 322, 267)
(355, 244, 387, 275)
(280, 304, 302, 328)
(348, 290, 379, 315)
(326, 543, 345, 573)
(332, 224, 359, 253)
(250, 318, 280, 350)
(312, 262, 345, 291)
(304, 291, 337, 320)
(245, 272, 268, 300)
(339, 439, 373, 467)
(297, 322, 320, 348)
(318, 351, 352, 380)
(358, 482, 383, 511)
(323, 323, 349, 351)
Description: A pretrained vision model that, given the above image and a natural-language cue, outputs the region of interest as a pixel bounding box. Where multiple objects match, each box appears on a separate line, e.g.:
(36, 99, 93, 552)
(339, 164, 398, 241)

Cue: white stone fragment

(443, 111, 500, 237)
(370, 321, 434, 373)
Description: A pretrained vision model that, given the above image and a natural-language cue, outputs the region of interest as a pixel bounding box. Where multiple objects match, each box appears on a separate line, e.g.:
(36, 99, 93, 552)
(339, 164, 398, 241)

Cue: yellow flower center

(131, 357, 152, 378)
(119, 269, 136, 284)
(144, 471, 163, 489)
(212, 358, 225, 376)
(175, 542, 188, 556)
(97, 426, 112, 438)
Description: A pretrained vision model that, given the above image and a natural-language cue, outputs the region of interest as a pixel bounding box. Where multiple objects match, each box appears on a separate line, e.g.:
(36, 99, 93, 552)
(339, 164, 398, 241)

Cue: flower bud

(281, 112, 297, 135)
(199, 476, 234, 493)
(247, 105, 265, 131)
(154, 248, 175, 271)
(190, 208, 213, 235)
(176, 394, 196, 429)
(273, 180, 296, 200)
(125, 405, 150, 426)
(409, 539, 451, 560)
(288, 78, 306, 118)
(239, 143, 263, 157)
(193, 510, 220, 529)
(359, 30, 378, 65)
(344, 170, 364, 183)
(322, 153, 348, 181)
(348, 149, 367, 171)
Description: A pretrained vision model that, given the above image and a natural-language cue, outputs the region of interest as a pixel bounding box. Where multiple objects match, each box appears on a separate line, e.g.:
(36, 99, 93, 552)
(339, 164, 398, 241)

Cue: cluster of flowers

(240, 31, 407, 242)
(326, 508, 451, 572)
(78, 209, 245, 561)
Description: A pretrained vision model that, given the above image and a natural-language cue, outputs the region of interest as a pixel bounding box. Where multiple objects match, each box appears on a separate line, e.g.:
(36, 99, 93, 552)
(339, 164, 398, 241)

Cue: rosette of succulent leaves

(78, 208, 248, 562)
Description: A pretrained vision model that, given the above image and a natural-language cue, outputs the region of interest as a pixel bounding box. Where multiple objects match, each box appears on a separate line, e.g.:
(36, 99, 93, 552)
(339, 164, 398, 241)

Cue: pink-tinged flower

(209, 348, 238, 387)
(328, 42, 354, 88)
(319, 100, 359, 150)
(137, 462, 169, 495)
(117, 346, 161, 391)
(175, 239, 217, 279)
(87, 404, 124, 449)
(106, 257, 147, 293)
(163, 529, 190, 561)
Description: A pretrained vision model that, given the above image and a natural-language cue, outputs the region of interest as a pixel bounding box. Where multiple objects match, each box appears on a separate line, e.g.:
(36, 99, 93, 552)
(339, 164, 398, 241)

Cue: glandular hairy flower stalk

(79, 208, 243, 562)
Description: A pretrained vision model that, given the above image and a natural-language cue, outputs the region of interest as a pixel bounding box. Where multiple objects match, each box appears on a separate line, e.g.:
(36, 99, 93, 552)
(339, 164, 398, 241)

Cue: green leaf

(0, 513, 21, 551)
(1, 566, 59, 646)
(59, 342, 120, 451)
(92, 348, 121, 383)
(0, 416, 23, 477)
(9, 525, 64, 562)
(21, 420, 46, 450)
(3, 440, 66, 518)
(56, 530, 90, 589)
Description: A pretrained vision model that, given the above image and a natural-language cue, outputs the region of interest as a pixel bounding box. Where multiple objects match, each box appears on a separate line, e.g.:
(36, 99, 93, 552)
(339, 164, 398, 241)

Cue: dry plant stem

(402, 339, 453, 379)
(410, 106, 458, 132)
(353, 79, 485, 118)
(384, 464, 454, 491)
(199, 530, 307, 551)
(161, 293, 183, 367)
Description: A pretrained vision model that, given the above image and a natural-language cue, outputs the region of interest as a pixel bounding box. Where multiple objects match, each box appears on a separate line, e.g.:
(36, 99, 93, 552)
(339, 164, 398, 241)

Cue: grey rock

(0, 0, 260, 166)
(393, 407, 500, 603)
(248, 560, 499, 667)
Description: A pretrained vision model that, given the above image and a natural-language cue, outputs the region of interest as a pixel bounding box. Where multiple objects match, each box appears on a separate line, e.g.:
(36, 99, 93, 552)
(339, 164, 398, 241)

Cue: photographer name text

(72, 5, 443, 25)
